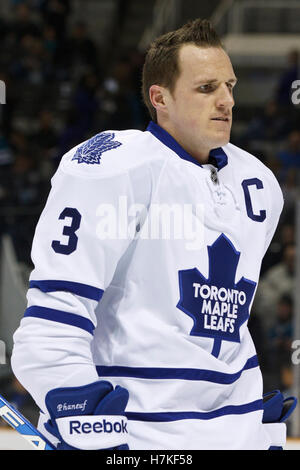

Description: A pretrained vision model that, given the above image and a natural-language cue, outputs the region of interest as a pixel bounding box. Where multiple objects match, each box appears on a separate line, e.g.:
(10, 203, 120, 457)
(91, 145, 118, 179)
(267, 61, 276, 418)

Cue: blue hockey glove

(262, 390, 297, 450)
(44, 380, 129, 450)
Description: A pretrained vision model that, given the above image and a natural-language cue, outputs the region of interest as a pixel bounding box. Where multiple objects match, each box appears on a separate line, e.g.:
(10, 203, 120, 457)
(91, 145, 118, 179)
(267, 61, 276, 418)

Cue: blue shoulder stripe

(125, 399, 263, 422)
(96, 355, 259, 384)
(24, 306, 95, 335)
(29, 280, 104, 302)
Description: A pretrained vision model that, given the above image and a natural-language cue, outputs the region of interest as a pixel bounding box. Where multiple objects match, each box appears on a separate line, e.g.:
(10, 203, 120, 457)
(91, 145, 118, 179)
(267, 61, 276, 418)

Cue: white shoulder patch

(58, 129, 159, 179)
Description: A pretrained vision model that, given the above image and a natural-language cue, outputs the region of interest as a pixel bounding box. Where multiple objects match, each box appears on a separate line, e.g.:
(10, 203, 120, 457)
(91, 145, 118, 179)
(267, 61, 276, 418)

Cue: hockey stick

(0, 394, 55, 450)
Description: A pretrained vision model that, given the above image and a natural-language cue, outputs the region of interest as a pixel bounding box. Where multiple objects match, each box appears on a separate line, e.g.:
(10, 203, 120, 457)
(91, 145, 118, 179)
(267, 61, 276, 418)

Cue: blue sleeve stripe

(96, 355, 259, 384)
(29, 280, 104, 302)
(24, 306, 95, 335)
(125, 399, 263, 422)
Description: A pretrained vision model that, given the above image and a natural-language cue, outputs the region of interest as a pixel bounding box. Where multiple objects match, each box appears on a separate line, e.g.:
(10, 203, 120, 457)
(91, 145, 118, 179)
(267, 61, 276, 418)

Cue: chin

(211, 135, 230, 149)
(219, 129, 231, 144)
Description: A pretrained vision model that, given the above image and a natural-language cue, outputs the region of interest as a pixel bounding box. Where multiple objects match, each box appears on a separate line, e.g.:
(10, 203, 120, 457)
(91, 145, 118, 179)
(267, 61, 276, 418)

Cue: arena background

(0, 0, 299, 450)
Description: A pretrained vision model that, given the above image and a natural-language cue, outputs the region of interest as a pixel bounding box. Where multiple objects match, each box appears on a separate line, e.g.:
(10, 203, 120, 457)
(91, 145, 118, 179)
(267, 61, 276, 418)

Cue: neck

(157, 119, 210, 164)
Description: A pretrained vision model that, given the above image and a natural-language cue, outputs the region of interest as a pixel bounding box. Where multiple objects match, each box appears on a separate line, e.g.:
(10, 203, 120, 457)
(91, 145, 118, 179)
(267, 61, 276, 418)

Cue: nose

(215, 84, 235, 110)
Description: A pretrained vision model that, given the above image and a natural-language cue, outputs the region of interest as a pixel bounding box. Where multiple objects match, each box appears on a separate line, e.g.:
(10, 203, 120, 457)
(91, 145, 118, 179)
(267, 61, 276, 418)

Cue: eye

(198, 84, 215, 93)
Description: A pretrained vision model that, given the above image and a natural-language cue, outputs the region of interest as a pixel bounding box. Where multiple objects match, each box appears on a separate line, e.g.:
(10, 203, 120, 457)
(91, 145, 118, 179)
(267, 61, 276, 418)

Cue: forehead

(176, 44, 235, 83)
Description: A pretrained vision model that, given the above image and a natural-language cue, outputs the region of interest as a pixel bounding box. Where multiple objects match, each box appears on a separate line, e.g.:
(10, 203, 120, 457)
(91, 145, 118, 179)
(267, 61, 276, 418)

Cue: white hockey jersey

(11, 121, 284, 449)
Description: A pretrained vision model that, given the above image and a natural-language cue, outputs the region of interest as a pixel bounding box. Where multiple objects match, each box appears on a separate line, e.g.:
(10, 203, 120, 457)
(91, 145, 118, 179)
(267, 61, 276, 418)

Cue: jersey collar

(147, 121, 228, 171)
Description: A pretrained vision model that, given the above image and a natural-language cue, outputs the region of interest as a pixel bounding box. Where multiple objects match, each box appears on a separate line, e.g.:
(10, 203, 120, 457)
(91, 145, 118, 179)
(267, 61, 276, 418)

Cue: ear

(149, 85, 169, 116)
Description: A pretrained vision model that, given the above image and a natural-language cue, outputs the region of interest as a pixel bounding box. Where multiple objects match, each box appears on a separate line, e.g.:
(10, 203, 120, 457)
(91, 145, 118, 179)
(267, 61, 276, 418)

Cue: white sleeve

(11, 161, 150, 412)
(263, 170, 284, 256)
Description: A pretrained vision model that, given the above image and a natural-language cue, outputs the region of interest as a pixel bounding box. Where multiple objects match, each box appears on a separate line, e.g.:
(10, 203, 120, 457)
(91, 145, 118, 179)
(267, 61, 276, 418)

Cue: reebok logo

(69, 419, 128, 434)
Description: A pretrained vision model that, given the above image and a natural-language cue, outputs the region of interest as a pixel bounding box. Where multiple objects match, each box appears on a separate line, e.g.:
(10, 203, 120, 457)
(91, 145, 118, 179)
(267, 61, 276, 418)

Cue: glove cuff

(56, 415, 129, 450)
(263, 422, 286, 448)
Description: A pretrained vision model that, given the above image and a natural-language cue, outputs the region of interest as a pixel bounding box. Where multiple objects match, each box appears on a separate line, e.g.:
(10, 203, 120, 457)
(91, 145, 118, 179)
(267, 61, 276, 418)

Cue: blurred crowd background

(0, 0, 299, 433)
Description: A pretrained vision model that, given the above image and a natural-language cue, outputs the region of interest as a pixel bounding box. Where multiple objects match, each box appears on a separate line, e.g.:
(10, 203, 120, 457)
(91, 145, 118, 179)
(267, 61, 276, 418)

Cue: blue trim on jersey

(96, 355, 259, 384)
(147, 121, 228, 171)
(125, 399, 263, 422)
(209, 147, 228, 171)
(211, 338, 222, 358)
(29, 280, 104, 301)
(24, 306, 95, 335)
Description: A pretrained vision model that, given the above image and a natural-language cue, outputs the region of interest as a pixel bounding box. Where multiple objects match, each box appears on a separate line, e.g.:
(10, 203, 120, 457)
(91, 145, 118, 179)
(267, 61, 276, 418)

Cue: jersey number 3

(52, 208, 82, 255)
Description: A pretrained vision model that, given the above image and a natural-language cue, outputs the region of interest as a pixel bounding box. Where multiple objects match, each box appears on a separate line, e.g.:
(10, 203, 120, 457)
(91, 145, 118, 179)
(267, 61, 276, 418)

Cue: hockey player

(11, 19, 296, 450)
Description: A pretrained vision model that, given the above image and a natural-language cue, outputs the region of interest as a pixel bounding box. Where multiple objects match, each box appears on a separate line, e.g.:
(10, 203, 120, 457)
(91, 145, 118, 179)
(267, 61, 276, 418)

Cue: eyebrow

(194, 78, 238, 85)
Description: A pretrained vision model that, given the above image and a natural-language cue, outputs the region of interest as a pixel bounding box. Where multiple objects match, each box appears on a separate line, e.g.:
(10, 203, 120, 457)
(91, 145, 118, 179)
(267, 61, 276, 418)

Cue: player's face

(164, 44, 237, 160)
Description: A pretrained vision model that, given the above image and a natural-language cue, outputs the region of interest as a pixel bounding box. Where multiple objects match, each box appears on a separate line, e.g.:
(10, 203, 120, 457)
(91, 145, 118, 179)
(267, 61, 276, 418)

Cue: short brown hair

(142, 18, 222, 122)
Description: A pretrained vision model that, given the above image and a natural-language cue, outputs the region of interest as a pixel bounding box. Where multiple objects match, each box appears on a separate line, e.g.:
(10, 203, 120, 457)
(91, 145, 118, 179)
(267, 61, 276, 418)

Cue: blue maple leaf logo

(177, 234, 256, 353)
(72, 132, 122, 164)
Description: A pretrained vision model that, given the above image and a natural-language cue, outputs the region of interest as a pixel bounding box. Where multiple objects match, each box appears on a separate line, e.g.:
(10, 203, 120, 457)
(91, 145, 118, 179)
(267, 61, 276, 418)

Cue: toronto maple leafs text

(193, 283, 246, 334)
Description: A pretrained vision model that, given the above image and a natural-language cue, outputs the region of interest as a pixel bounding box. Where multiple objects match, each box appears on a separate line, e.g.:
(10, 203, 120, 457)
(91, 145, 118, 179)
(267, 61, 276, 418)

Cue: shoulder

(224, 142, 282, 197)
(57, 128, 166, 180)
(224, 142, 273, 175)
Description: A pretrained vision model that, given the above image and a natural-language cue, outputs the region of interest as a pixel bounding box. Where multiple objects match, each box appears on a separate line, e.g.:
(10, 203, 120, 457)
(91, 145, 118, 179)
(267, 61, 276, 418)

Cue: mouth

(211, 116, 230, 122)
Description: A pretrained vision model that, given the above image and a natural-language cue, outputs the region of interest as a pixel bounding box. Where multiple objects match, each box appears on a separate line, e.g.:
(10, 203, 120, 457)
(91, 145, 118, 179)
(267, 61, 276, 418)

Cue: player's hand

(44, 380, 129, 450)
(263, 389, 297, 424)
